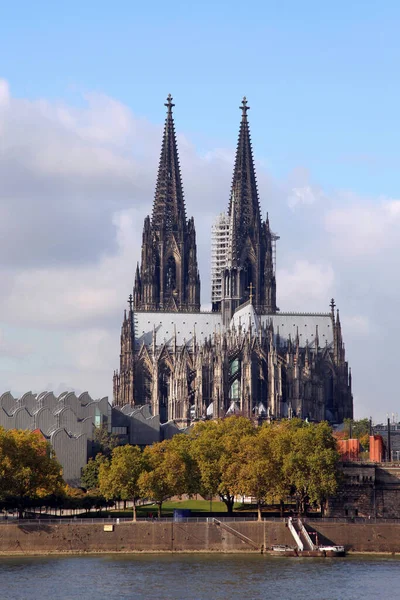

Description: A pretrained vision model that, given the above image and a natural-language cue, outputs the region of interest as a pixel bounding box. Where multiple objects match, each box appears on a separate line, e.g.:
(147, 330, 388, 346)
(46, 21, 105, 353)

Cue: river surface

(0, 554, 398, 600)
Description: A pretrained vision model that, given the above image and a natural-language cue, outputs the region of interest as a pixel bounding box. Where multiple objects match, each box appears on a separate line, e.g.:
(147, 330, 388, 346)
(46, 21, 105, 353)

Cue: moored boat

(318, 545, 346, 557)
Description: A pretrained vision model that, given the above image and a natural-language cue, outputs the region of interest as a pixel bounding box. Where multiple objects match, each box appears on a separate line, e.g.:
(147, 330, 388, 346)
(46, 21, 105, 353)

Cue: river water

(0, 554, 398, 600)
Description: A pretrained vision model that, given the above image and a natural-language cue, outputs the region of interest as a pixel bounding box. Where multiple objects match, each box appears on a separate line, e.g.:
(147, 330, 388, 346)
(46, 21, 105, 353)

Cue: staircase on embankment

(212, 518, 261, 552)
(288, 517, 316, 551)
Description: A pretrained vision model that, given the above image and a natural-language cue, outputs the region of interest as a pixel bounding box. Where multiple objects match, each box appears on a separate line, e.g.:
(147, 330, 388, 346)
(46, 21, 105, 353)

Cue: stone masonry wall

(0, 521, 399, 554)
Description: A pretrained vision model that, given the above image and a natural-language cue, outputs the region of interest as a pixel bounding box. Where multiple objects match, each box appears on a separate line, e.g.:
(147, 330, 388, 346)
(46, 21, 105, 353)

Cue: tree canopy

(0, 428, 64, 517)
(0, 416, 342, 519)
(98, 445, 145, 520)
(189, 416, 256, 514)
(139, 434, 198, 517)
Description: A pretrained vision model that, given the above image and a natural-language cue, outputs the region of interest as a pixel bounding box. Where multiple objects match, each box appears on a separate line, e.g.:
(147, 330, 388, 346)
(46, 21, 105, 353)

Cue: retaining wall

(0, 521, 399, 554)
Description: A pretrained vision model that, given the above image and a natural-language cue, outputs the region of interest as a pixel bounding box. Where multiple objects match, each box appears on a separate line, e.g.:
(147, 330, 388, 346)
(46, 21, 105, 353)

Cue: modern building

(0, 391, 163, 485)
(0, 391, 110, 485)
(113, 96, 353, 426)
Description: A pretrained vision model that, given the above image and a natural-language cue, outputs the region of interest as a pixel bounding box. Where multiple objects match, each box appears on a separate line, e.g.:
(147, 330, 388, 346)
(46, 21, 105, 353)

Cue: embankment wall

(0, 521, 399, 554)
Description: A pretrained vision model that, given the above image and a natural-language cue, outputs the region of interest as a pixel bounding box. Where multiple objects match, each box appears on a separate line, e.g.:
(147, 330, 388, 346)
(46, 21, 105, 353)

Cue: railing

(2, 515, 400, 526)
(212, 518, 260, 550)
(287, 517, 303, 551)
(0, 516, 259, 526)
(298, 519, 316, 550)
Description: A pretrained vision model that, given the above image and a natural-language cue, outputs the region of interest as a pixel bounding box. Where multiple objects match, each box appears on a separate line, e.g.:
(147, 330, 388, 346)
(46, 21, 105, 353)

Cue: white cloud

(288, 185, 323, 209)
(325, 197, 400, 257)
(63, 328, 116, 372)
(0, 79, 10, 109)
(341, 315, 372, 336)
(278, 260, 335, 310)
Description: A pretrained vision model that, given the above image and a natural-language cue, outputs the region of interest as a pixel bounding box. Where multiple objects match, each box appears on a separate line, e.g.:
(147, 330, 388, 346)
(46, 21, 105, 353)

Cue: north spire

(132, 95, 200, 315)
(152, 94, 187, 233)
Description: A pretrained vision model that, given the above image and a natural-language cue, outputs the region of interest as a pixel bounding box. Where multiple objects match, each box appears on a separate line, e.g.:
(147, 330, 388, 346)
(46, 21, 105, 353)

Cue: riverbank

(0, 520, 399, 555)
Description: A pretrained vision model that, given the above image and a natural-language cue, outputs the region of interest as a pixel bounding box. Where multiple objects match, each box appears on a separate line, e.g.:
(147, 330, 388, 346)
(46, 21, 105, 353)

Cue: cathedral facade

(113, 95, 353, 426)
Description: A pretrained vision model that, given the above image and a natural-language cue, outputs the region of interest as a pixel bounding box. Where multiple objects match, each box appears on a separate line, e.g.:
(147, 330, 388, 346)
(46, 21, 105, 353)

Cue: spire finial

(240, 96, 250, 118)
(330, 298, 336, 314)
(165, 93, 175, 114)
(128, 294, 133, 311)
(249, 282, 254, 304)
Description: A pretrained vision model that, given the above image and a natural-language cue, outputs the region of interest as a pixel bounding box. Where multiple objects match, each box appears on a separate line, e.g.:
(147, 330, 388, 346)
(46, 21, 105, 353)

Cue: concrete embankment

(0, 520, 399, 554)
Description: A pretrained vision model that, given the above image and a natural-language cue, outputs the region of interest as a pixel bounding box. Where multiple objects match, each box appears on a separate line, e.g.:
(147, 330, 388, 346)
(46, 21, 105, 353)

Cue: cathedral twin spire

(133, 94, 276, 316)
(229, 98, 262, 237)
(221, 97, 277, 319)
(133, 95, 200, 312)
(152, 94, 187, 233)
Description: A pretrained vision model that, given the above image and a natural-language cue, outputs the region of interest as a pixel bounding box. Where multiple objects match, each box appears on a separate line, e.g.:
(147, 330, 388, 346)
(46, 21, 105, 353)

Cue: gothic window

(165, 256, 176, 294)
(323, 366, 334, 409)
(158, 363, 171, 422)
(136, 361, 152, 406)
(256, 357, 267, 404)
(229, 359, 240, 400)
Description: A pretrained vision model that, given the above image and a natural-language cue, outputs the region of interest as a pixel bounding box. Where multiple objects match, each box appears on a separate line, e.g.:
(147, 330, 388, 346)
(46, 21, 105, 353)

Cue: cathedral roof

(151, 94, 187, 232)
(231, 302, 260, 333)
(264, 313, 333, 348)
(133, 306, 333, 349)
(134, 311, 222, 350)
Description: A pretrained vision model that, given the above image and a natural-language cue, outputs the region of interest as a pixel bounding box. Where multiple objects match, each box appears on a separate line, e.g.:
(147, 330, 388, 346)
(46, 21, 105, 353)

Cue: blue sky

(3, 0, 400, 195)
(1, 1, 400, 420)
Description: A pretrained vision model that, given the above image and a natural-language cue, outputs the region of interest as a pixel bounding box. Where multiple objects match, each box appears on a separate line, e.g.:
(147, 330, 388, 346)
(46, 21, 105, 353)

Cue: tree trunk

(133, 500, 137, 522)
(257, 502, 262, 522)
(221, 495, 234, 516)
(320, 498, 326, 517)
(280, 499, 284, 517)
(158, 502, 162, 518)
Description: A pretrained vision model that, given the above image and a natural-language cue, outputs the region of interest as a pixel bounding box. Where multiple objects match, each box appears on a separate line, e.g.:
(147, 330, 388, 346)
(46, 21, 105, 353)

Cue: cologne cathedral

(113, 95, 353, 426)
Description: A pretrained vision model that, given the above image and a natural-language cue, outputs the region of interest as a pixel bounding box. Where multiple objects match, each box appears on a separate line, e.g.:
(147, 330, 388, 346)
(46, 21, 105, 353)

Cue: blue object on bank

(173, 509, 191, 521)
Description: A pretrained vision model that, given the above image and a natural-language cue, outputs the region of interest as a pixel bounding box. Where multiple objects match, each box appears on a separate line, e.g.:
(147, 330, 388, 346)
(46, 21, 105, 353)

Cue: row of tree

(87, 417, 341, 520)
(0, 418, 341, 520)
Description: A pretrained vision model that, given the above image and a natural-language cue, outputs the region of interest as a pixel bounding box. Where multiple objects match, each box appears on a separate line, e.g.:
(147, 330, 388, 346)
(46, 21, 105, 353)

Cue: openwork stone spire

(228, 97, 262, 234)
(131, 95, 200, 315)
(219, 97, 277, 319)
(152, 94, 187, 232)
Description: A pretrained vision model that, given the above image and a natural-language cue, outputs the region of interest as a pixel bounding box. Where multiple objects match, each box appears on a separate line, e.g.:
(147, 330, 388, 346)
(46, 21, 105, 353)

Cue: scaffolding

(211, 212, 230, 305)
(211, 213, 279, 305)
(271, 232, 280, 274)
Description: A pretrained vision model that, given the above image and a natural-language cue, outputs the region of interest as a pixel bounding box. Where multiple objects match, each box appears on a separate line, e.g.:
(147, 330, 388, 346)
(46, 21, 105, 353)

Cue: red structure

(369, 435, 385, 463)
(337, 438, 360, 461)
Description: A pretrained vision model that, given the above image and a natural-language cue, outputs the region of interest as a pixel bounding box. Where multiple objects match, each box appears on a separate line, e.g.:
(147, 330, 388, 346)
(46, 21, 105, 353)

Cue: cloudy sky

(2, 0, 400, 421)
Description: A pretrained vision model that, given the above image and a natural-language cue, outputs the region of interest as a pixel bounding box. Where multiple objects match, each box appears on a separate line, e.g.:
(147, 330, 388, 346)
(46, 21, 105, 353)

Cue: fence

(0, 515, 399, 526)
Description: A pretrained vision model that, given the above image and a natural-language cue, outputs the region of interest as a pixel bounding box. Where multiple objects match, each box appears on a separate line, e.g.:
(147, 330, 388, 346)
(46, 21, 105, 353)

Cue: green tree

(281, 420, 341, 514)
(98, 445, 145, 521)
(92, 424, 119, 457)
(81, 454, 107, 491)
(190, 416, 256, 515)
(343, 418, 371, 450)
(139, 435, 197, 518)
(237, 425, 281, 521)
(0, 428, 64, 518)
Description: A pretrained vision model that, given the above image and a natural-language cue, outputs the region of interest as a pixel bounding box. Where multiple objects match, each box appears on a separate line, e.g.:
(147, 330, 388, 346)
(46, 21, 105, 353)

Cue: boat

(318, 545, 346, 557)
(272, 545, 295, 552)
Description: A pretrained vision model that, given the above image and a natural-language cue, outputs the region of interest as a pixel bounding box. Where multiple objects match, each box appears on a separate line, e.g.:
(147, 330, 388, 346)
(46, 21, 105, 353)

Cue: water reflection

(0, 554, 398, 600)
